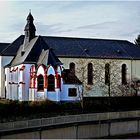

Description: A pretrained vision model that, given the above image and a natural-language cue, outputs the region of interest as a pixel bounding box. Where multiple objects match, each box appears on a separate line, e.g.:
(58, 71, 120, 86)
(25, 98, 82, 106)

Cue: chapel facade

(3, 13, 82, 101)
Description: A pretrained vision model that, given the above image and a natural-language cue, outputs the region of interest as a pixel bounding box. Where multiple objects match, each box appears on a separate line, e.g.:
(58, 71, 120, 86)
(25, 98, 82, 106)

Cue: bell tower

(24, 11, 36, 46)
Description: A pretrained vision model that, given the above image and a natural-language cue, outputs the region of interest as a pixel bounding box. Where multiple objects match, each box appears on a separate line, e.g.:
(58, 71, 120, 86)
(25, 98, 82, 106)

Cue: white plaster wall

(5, 68, 9, 99)
(37, 65, 45, 76)
(47, 91, 60, 102)
(5, 64, 32, 101)
(60, 84, 81, 101)
(0, 56, 14, 98)
(132, 60, 140, 79)
(47, 66, 55, 75)
(23, 64, 32, 101)
(36, 91, 45, 101)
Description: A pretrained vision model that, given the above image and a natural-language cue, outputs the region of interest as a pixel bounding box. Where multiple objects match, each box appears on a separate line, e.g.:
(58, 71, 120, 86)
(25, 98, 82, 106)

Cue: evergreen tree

(135, 35, 140, 46)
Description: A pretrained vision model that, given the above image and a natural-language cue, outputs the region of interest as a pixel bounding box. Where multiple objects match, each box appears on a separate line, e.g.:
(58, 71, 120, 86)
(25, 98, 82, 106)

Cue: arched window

(48, 74, 55, 91)
(105, 63, 110, 85)
(122, 64, 127, 85)
(30, 65, 36, 88)
(37, 75, 44, 91)
(58, 75, 61, 90)
(87, 63, 93, 85)
(69, 62, 75, 74)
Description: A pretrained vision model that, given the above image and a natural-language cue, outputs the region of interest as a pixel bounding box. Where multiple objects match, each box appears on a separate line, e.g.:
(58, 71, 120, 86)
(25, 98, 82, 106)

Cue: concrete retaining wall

(1, 110, 140, 139)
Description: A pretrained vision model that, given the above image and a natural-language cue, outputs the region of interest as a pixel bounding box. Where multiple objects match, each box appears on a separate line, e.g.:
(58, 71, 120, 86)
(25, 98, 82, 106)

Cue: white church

(0, 13, 82, 102)
(1, 13, 140, 101)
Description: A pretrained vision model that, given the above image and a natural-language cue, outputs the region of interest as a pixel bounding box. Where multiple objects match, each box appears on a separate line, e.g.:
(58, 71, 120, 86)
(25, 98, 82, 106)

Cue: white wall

(5, 64, 32, 101)
(61, 84, 81, 101)
(23, 64, 32, 101)
(132, 60, 140, 79)
(0, 56, 14, 98)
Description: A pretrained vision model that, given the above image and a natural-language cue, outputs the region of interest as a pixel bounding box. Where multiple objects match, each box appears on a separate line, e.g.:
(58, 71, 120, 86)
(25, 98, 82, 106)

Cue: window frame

(68, 88, 77, 97)
(47, 74, 55, 92)
(37, 74, 44, 92)
(122, 64, 127, 85)
(87, 63, 93, 85)
(105, 63, 110, 85)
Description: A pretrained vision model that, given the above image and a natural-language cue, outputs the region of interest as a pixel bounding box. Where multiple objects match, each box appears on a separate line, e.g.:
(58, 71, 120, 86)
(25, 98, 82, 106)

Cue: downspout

(131, 59, 133, 95)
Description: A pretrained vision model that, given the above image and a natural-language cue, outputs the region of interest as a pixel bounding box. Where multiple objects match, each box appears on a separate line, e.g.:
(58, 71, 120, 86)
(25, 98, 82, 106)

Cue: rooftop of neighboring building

(0, 43, 10, 54)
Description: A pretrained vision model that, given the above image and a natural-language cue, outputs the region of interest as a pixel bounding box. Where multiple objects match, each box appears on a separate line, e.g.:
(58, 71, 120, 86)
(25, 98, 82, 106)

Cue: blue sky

(0, 1, 140, 43)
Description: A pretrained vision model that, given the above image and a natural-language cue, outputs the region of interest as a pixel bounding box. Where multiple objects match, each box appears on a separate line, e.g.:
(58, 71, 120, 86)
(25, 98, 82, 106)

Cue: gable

(9, 36, 62, 66)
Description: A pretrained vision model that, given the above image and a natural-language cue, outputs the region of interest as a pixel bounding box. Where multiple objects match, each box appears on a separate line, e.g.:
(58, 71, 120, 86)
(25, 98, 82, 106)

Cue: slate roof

(0, 43, 10, 53)
(10, 36, 62, 66)
(42, 36, 140, 59)
(1, 35, 24, 56)
(1, 35, 140, 60)
(37, 49, 62, 66)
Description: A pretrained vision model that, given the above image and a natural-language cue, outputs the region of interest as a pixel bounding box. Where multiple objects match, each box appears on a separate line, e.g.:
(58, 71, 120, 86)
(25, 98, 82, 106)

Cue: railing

(0, 110, 140, 132)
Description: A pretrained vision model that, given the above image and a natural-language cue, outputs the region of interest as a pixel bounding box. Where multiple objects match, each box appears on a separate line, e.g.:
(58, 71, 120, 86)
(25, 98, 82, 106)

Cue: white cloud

(0, 1, 140, 43)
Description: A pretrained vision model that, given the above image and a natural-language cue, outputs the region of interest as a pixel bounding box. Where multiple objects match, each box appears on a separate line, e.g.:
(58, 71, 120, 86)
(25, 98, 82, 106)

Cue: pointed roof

(37, 49, 62, 66)
(27, 12, 34, 21)
(10, 36, 62, 66)
(24, 12, 36, 31)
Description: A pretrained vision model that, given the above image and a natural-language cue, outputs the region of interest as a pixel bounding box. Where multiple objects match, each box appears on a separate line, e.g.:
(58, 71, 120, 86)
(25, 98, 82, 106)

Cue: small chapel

(4, 13, 82, 102)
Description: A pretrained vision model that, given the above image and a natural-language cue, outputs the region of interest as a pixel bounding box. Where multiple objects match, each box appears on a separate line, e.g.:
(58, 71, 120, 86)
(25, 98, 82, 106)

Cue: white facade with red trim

(5, 64, 82, 101)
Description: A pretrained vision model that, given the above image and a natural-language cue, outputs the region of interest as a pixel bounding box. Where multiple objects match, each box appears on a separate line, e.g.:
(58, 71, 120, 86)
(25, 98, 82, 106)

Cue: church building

(0, 13, 82, 101)
(0, 13, 140, 101)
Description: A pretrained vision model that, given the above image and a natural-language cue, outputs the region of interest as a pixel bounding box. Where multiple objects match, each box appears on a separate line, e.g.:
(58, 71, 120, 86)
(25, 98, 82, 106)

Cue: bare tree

(93, 59, 123, 97)
(75, 58, 139, 98)
(73, 57, 140, 111)
(75, 59, 92, 108)
(119, 77, 140, 96)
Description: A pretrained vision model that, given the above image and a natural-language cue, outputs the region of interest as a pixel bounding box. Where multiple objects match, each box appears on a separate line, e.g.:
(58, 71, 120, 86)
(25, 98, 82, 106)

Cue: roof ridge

(10, 36, 38, 66)
(0, 43, 10, 44)
(42, 35, 129, 42)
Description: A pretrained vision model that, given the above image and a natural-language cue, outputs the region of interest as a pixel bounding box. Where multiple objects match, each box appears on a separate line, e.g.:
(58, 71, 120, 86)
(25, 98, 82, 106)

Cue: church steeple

(24, 11, 36, 46)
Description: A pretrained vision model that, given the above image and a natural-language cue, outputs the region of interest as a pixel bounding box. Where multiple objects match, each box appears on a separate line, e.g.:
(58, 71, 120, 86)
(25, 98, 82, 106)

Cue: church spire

(24, 11, 36, 46)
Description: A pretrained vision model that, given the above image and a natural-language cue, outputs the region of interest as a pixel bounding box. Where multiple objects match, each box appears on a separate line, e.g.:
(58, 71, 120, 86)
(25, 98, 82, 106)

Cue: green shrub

(0, 99, 82, 122)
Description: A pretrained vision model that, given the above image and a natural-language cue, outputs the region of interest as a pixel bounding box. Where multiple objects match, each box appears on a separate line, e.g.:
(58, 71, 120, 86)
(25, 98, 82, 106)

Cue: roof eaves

(57, 55, 139, 60)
